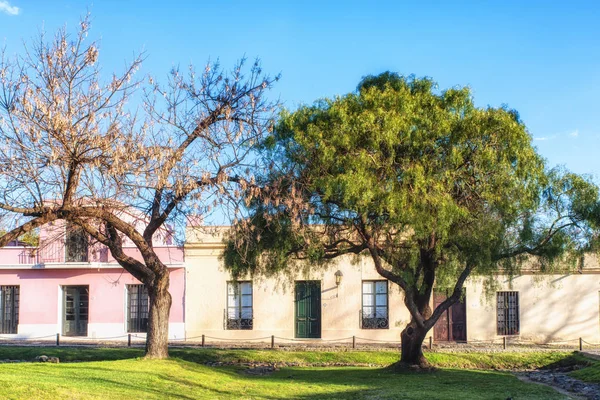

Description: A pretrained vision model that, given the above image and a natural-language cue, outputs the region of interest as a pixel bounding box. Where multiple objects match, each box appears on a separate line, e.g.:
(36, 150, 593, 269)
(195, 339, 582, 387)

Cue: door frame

(62, 285, 89, 336)
(294, 280, 321, 339)
(433, 288, 467, 342)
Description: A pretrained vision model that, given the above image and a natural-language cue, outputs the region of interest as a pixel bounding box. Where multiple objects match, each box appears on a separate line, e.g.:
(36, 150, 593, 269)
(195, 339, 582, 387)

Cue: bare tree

(0, 17, 278, 358)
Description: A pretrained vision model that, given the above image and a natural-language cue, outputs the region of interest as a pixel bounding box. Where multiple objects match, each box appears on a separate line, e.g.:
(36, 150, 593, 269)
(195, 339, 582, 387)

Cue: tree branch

(425, 263, 474, 330)
(71, 218, 153, 283)
(0, 214, 57, 247)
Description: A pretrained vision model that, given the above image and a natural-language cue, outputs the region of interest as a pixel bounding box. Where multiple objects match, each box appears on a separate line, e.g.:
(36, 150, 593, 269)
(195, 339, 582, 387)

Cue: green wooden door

(295, 281, 321, 338)
(63, 286, 89, 336)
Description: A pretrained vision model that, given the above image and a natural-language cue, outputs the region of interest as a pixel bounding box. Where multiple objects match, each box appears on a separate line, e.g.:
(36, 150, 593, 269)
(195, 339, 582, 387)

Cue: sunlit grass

(570, 356, 600, 383)
(0, 357, 567, 399)
(0, 346, 575, 369)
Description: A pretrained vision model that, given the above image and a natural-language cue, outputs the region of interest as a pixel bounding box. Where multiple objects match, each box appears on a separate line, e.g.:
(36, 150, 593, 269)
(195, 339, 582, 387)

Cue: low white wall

(185, 229, 600, 344)
(15, 323, 58, 339)
(185, 244, 411, 342)
(466, 274, 600, 343)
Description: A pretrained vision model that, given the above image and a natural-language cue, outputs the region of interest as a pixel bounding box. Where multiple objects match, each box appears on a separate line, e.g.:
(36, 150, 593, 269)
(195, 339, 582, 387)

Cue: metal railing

(3, 331, 600, 352)
(17, 251, 40, 265)
(359, 310, 389, 329)
(223, 309, 253, 330)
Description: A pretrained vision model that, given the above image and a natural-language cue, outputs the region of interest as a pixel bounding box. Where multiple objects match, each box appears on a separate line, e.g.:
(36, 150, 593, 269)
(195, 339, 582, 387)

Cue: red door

(434, 291, 450, 342)
(433, 289, 467, 342)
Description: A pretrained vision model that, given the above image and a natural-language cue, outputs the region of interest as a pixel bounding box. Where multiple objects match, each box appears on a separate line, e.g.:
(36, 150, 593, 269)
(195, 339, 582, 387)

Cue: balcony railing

(359, 310, 389, 329)
(1, 242, 182, 265)
(18, 251, 40, 265)
(223, 309, 253, 330)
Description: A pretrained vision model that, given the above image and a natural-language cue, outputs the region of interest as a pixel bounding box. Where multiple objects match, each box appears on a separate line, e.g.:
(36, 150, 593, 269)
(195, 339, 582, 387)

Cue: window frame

(361, 280, 389, 329)
(65, 223, 89, 263)
(126, 284, 149, 333)
(0, 285, 19, 334)
(226, 281, 253, 330)
(496, 291, 520, 336)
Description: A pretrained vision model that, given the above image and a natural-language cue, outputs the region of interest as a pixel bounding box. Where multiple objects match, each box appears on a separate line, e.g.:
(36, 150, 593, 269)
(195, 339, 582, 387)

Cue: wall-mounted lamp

(335, 270, 343, 286)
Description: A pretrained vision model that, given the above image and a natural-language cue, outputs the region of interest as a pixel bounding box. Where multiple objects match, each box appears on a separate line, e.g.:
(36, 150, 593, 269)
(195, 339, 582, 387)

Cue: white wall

(185, 227, 600, 344)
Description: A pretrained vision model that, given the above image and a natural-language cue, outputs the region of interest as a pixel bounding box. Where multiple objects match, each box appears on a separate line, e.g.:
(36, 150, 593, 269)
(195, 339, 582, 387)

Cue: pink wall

(0, 244, 183, 265)
(0, 247, 37, 264)
(108, 247, 184, 265)
(20, 218, 184, 265)
(0, 268, 185, 325)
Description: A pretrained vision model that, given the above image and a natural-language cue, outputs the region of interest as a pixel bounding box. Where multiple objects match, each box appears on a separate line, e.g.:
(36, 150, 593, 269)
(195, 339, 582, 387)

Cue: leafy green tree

(0, 228, 39, 246)
(224, 73, 600, 366)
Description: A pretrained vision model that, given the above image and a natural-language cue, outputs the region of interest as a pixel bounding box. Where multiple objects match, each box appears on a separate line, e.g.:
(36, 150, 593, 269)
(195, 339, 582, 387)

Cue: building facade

(0, 220, 185, 340)
(185, 226, 600, 344)
(2, 222, 599, 344)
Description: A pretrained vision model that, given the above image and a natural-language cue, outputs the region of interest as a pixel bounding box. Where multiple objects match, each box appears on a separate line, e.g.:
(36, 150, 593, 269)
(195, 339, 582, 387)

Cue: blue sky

(1, 1, 599, 179)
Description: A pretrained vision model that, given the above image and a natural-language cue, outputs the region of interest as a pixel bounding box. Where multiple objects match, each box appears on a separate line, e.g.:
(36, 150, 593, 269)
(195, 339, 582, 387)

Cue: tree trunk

(399, 322, 429, 367)
(145, 273, 172, 359)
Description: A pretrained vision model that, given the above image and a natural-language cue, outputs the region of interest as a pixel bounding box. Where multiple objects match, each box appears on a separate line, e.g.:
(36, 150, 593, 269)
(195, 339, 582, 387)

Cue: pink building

(0, 220, 185, 340)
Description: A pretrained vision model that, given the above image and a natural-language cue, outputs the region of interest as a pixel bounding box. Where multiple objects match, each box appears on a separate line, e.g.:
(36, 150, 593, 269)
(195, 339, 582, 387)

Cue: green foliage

(225, 72, 600, 288)
(18, 230, 39, 247)
(0, 228, 39, 247)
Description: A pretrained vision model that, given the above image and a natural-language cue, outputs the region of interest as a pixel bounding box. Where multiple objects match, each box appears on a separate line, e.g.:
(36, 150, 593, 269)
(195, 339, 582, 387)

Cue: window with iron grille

(127, 285, 149, 333)
(497, 291, 520, 335)
(361, 281, 389, 329)
(65, 223, 89, 262)
(226, 282, 253, 330)
(0, 286, 19, 334)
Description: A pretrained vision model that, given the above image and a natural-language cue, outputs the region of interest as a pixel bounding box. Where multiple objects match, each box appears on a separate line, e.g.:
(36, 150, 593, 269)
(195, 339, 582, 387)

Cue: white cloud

(0, 1, 19, 15)
(533, 133, 558, 141)
(534, 129, 579, 142)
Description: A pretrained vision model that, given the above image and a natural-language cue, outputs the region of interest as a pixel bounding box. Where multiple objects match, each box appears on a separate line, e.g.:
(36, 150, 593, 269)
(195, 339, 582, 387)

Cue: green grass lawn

(0, 346, 587, 399)
(571, 358, 600, 383)
(0, 346, 577, 368)
(0, 358, 565, 400)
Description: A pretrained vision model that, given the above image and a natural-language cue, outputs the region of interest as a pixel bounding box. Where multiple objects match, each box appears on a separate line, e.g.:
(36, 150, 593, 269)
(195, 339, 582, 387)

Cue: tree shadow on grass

(0, 346, 144, 362)
(0, 346, 263, 364)
(245, 367, 564, 400)
(541, 352, 596, 370)
(173, 361, 565, 400)
(0, 354, 569, 399)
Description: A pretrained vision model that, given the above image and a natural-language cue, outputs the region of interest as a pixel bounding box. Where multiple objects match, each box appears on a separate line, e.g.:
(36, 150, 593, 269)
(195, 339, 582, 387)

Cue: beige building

(185, 226, 600, 344)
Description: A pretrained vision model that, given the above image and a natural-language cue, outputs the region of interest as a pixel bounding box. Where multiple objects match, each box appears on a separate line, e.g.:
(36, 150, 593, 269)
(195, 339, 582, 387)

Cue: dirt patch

(204, 361, 381, 368)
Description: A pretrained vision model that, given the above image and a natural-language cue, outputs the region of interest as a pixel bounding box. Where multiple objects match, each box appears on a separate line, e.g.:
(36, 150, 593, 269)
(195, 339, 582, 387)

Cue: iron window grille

(65, 223, 89, 262)
(225, 281, 253, 330)
(497, 291, 520, 335)
(0, 286, 19, 334)
(361, 281, 389, 329)
(127, 285, 149, 333)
